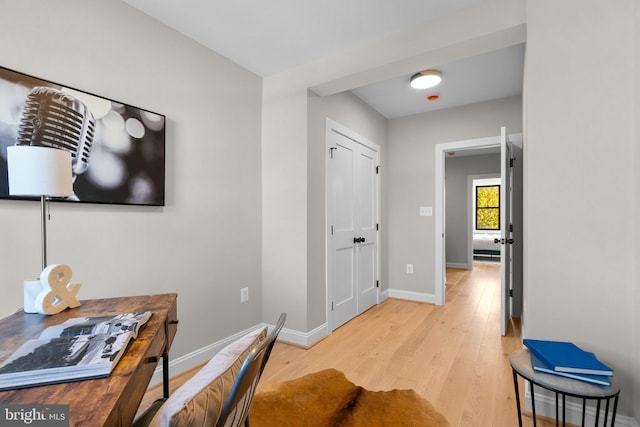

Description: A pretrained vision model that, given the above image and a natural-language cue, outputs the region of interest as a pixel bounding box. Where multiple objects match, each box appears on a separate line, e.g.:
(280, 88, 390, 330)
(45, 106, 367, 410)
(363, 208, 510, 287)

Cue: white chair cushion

(149, 327, 267, 427)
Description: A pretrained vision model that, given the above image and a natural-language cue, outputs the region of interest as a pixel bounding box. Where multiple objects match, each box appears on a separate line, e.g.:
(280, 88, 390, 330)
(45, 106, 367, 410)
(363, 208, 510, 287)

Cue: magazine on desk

(0, 311, 152, 391)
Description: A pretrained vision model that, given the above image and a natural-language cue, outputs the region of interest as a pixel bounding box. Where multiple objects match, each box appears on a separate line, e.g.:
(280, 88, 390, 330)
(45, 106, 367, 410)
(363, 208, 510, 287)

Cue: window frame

(475, 184, 500, 231)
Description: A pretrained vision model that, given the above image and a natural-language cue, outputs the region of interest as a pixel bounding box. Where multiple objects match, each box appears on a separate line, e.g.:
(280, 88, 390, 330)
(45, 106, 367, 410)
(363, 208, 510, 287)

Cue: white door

(355, 144, 378, 313)
(327, 120, 379, 331)
(500, 127, 513, 336)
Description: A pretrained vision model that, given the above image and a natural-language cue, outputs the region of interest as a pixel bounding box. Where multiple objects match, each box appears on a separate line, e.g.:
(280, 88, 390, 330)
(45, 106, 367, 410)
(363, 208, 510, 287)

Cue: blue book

(529, 353, 611, 386)
(523, 339, 613, 376)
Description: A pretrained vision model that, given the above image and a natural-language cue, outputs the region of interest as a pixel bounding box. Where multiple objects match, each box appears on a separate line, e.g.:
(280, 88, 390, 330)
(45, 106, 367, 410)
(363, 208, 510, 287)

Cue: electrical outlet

(419, 207, 432, 217)
(240, 287, 249, 303)
(406, 264, 414, 274)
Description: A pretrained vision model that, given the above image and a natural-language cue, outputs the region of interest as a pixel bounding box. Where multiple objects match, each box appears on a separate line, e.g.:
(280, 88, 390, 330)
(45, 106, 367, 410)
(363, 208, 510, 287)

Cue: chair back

(215, 312, 286, 427)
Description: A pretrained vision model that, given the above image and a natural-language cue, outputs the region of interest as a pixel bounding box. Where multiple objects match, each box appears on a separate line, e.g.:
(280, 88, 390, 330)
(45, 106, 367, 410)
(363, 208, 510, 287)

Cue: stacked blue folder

(523, 339, 613, 386)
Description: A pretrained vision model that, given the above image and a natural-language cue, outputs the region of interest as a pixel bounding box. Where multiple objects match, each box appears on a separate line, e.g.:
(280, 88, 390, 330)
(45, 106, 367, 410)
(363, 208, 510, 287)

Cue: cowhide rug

(249, 368, 450, 427)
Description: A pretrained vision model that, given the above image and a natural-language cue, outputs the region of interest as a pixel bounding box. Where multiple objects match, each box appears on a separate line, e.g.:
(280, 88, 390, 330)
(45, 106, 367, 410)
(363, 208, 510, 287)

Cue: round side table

(510, 349, 620, 427)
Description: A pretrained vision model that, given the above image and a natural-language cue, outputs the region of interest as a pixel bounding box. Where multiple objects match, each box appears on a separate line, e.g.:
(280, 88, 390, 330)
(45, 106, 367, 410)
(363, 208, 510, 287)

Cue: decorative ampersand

(34, 264, 82, 315)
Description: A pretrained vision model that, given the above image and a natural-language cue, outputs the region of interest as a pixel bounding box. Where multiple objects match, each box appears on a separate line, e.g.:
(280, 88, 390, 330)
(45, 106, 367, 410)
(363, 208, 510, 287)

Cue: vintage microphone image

(0, 66, 166, 206)
(16, 86, 96, 183)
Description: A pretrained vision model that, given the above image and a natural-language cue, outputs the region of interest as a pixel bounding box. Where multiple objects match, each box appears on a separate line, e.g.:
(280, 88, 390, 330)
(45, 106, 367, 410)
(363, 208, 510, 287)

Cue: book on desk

(523, 338, 613, 385)
(0, 311, 152, 391)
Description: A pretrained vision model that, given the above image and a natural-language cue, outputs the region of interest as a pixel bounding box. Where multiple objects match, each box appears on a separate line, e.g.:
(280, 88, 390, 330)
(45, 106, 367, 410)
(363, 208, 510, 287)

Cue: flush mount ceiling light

(410, 70, 442, 89)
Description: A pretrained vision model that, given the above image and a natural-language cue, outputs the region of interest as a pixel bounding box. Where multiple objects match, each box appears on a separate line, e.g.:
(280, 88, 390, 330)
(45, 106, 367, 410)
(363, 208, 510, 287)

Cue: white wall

(387, 96, 522, 296)
(0, 0, 263, 361)
(524, 0, 636, 416)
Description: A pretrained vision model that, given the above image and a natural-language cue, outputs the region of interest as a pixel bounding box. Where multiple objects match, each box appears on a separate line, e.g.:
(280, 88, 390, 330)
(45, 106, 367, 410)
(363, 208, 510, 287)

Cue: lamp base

(23, 280, 43, 314)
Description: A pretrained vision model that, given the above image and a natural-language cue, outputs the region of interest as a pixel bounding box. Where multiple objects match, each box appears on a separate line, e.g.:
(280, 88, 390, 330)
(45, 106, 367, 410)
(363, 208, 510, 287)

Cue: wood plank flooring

(140, 263, 557, 426)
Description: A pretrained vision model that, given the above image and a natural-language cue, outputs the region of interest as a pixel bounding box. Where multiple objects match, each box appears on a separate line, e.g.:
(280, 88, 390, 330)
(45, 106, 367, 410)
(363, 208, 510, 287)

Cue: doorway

(326, 119, 380, 331)
(435, 130, 523, 335)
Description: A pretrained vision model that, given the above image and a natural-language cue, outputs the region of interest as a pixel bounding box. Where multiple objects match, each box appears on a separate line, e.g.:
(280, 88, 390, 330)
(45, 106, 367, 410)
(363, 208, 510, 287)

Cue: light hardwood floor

(140, 263, 555, 426)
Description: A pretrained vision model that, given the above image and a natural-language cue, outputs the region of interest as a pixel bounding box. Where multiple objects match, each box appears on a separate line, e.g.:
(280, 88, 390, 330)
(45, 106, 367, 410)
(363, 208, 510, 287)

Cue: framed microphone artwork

(0, 65, 166, 206)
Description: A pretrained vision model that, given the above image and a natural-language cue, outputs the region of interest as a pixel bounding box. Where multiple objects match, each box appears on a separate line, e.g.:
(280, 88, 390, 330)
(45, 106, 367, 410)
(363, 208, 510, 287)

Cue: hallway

(260, 262, 531, 426)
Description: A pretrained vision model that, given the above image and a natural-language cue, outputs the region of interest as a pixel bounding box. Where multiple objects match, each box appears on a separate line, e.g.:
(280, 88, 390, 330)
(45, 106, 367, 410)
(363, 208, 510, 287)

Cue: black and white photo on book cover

(39, 311, 152, 339)
(0, 312, 152, 391)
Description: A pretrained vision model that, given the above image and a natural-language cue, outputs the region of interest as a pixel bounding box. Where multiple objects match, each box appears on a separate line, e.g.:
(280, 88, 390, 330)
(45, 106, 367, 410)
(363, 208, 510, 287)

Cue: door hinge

(509, 224, 513, 233)
(376, 165, 381, 174)
(331, 301, 334, 311)
(329, 147, 337, 159)
(510, 157, 515, 167)
(376, 223, 379, 231)
(331, 225, 334, 235)
(509, 289, 513, 297)
(376, 280, 379, 288)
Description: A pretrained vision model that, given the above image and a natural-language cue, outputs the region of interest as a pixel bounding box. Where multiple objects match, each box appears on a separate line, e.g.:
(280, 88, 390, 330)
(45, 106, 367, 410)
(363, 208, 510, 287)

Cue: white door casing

(435, 130, 520, 333)
(435, 129, 520, 333)
(434, 135, 502, 306)
(327, 119, 379, 331)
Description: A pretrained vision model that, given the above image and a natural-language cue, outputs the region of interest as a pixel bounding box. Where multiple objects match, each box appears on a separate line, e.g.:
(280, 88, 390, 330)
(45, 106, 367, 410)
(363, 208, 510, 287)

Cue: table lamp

(7, 145, 73, 270)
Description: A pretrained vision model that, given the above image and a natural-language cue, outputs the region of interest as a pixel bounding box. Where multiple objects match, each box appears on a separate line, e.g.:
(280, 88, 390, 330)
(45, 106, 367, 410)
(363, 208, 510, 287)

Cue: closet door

(327, 120, 379, 331)
(355, 143, 378, 313)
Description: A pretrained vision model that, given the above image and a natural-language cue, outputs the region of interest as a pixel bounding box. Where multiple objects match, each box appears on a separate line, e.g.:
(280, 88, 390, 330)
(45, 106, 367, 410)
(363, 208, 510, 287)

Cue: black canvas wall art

(0, 66, 165, 206)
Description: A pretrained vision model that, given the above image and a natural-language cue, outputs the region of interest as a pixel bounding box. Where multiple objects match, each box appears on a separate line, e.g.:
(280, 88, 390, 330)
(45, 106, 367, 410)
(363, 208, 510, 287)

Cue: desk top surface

(510, 349, 620, 397)
(0, 293, 178, 426)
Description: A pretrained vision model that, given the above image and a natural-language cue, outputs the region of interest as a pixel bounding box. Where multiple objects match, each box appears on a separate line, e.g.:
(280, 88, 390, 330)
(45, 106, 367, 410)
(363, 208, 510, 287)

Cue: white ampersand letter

(35, 264, 82, 315)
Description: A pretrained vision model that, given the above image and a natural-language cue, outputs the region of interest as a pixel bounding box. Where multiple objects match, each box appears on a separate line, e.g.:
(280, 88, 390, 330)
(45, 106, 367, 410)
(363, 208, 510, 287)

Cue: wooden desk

(0, 293, 178, 427)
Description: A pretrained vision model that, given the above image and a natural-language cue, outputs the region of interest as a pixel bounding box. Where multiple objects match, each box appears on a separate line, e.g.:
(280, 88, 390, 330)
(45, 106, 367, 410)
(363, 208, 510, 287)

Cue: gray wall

(260, 0, 526, 336)
(0, 0, 263, 361)
(635, 0, 640, 416)
(524, 0, 637, 415)
(387, 95, 522, 296)
(1, 0, 639, 420)
(444, 154, 500, 267)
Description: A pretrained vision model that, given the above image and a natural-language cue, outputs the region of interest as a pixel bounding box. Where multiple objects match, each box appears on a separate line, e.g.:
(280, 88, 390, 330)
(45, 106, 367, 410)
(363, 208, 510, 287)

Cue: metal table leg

(513, 370, 523, 427)
(530, 380, 537, 427)
(163, 354, 170, 398)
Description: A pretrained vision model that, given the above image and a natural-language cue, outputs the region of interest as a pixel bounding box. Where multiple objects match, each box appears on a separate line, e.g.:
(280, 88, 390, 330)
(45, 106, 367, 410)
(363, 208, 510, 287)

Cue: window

(476, 185, 500, 230)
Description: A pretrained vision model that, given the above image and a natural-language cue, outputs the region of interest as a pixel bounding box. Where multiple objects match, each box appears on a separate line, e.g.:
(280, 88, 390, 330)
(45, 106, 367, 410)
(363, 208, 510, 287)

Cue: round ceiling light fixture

(410, 70, 442, 89)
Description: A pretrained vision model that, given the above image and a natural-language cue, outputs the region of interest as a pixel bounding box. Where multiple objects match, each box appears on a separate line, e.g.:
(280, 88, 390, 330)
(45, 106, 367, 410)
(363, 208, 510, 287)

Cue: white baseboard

(524, 385, 638, 427)
(149, 321, 330, 386)
(150, 291, 433, 388)
(149, 323, 265, 386)
(446, 262, 471, 270)
(386, 288, 436, 304)
(278, 322, 328, 348)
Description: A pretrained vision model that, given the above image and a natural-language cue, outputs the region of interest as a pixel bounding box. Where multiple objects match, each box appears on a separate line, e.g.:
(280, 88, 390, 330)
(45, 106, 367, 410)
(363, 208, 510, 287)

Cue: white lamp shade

(7, 145, 74, 197)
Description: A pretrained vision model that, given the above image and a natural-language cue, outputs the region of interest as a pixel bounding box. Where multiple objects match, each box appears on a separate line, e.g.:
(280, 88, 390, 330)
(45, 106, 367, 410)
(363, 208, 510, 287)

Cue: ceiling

(122, 0, 524, 119)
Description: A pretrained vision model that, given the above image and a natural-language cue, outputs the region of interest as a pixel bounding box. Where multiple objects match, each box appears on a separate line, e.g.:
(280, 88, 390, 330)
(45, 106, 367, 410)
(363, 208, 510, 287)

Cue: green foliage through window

(476, 185, 500, 230)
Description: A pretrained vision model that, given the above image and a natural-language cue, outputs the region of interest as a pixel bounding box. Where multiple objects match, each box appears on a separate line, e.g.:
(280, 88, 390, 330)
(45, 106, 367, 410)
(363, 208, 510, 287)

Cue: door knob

(494, 238, 515, 245)
(353, 237, 366, 243)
